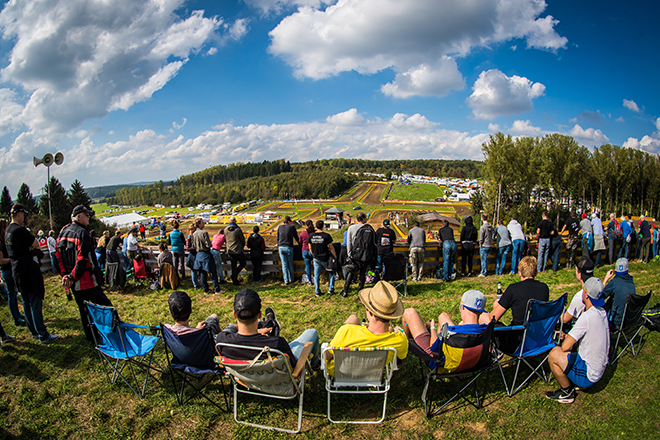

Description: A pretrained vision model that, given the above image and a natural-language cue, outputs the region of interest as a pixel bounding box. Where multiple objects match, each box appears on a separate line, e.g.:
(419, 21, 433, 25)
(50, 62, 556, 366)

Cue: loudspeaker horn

(42, 153, 54, 167)
(54, 152, 64, 165)
(33, 156, 42, 167)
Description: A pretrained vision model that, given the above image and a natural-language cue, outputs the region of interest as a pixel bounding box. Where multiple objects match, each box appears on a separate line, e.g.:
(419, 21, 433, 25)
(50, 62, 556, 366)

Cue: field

(388, 182, 448, 202)
(1, 263, 659, 439)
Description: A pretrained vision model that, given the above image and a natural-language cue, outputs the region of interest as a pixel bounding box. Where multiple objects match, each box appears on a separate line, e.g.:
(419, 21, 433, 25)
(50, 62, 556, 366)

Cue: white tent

(100, 212, 149, 229)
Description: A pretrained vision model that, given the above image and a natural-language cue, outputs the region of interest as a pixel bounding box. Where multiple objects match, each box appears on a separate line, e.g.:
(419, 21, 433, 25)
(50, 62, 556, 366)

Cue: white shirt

(47, 236, 57, 253)
(127, 234, 139, 251)
(568, 306, 610, 383)
(567, 290, 585, 321)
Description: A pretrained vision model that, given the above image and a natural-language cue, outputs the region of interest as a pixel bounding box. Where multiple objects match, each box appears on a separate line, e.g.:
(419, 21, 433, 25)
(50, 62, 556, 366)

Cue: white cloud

(623, 99, 640, 112)
(569, 124, 609, 145)
(624, 117, 660, 153)
(488, 123, 500, 132)
(170, 118, 188, 133)
(388, 113, 434, 130)
(0, 0, 232, 134)
(616, 117, 624, 122)
(466, 69, 545, 120)
(268, 0, 566, 98)
(510, 119, 543, 136)
(326, 108, 366, 126)
(0, 88, 23, 135)
(244, 0, 336, 15)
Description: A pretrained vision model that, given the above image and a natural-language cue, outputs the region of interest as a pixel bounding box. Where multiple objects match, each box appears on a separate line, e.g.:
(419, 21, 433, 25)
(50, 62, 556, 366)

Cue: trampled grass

(1, 261, 659, 439)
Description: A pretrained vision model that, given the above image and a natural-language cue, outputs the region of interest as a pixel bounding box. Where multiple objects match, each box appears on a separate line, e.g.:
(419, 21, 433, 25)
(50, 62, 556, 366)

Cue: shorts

(414, 331, 434, 357)
(564, 352, 596, 389)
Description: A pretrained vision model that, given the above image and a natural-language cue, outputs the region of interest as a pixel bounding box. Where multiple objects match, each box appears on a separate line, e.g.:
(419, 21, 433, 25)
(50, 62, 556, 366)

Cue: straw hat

(358, 281, 404, 320)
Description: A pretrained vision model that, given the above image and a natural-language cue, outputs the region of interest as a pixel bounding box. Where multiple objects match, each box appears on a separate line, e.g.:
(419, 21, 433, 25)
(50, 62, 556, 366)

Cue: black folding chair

(161, 325, 229, 411)
(381, 252, 408, 297)
(610, 290, 652, 364)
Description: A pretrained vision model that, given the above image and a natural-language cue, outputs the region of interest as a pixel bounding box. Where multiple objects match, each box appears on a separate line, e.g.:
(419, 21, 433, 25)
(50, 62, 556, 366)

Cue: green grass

(388, 183, 448, 202)
(1, 262, 659, 439)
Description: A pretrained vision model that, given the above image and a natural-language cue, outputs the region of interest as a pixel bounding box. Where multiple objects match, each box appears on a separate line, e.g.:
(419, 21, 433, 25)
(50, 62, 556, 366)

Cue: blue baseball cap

(584, 277, 606, 308)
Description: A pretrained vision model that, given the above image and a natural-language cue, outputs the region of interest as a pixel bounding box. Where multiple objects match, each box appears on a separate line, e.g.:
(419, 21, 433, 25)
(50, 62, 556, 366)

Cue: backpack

(352, 224, 377, 263)
(643, 302, 660, 332)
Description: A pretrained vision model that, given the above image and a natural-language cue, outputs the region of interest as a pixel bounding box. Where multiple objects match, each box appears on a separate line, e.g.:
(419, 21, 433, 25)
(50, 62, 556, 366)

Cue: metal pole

(47, 166, 53, 230)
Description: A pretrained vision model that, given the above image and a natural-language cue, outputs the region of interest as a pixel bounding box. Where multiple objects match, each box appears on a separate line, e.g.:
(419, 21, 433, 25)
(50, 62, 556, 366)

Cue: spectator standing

(47, 230, 58, 274)
(478, 214, 494, 277)
(5, 204, 58, 344)
(536, 211, 555, 272)
(0, 218, 26, 326)
(185, 225, 200, 289)
(495, 220, 511, 276)
(507, 218, 525, 275)
(139, 223, 146, 241)
(439, 220, 457, 281)
(343, 213, 376, 296)
(606, 213, 619, 265)
(561, 211, 581, 269)
(225, 217, 246, 286)
(618, 216, 632, 259)
(309, 220, 337, 296)
(638, 215, 651, 263)
(95, 230, 109, 270)
(246, 226, 266, 283)
(375, 219, 396, 276)
(168, 220, 186, 279)
(549, 224, 563, 272)
(580, 213, 593, 257)
(160, 222, 167, 239)
(192, 219, 221, 294)
(299, 220, 314, 285)
(460, 216, 478, 277)
(591, 213, 606, 267)
(277, 216, 299, 285)
(106, 230, 122, 264)
(407, 221, 426, 282)
(652, 225, 659, 259)
(211, 229, 226, 283)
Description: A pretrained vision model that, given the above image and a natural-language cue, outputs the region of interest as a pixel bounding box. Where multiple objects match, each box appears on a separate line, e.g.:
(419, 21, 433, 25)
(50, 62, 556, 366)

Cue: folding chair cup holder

(215, 342, 311, 434)
(160, 324, 229, 412)
(84, 301, 166, 398)
(494, 293, 567, 397)
(321, 344, 397, 424)
(610, 290, 652, 364)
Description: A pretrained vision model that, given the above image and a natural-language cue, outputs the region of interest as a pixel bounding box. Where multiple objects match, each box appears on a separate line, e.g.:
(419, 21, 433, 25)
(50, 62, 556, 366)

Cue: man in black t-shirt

(215, 289, 320, 368)
(481, 256, 549, 352)
(106, 230, 123, 264)
(4, 204, 59, 344)
(536, 211, 555, 272)
(561, 211, 580, 269)
(309, 220, 338, 296)
(375, 219, 396, 275)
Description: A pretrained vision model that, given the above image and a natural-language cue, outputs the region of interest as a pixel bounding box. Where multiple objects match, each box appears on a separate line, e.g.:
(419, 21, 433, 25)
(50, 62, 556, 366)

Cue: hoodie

(460, 216, 478, 242)
(507, 219, 525, 242)
(225, 223, 245, 255)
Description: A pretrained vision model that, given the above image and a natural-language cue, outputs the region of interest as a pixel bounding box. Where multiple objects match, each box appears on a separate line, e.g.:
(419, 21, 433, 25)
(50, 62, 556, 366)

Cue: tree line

(480, 132, 660, 231)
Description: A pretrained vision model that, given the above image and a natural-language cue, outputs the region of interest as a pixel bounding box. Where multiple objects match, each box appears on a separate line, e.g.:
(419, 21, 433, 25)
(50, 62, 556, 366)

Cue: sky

(0, 0, 659, 196)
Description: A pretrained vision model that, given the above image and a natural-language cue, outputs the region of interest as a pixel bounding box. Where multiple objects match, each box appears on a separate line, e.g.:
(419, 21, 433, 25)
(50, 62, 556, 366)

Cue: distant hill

(87, 181, 158, 200)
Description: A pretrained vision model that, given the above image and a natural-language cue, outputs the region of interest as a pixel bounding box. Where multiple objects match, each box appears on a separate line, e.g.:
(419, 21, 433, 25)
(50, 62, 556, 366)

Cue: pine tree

(40, 177, 71, 230)
(0, 186, 12, 217)
(68, 179, 92, 208)
(16, 183, 38, 214)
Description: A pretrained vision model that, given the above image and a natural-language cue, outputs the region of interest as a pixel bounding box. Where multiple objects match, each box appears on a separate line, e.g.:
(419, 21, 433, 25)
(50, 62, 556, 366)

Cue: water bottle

(497, 282, 502, 302)
(65, 287, 73, 301)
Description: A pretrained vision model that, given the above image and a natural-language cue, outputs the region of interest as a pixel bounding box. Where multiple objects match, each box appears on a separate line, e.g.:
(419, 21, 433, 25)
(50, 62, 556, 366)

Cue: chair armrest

(118, 323, 159, 331)
(493, 325, 525, 332)
(291, 341, 313, 378)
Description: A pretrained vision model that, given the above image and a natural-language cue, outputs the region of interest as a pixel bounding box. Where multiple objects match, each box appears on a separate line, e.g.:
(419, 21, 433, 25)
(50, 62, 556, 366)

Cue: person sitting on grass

(545, 277, 609, 404)
(325, 280, 408, 375)
(215, 289, 321, 369)
(402, 289, 488, 370)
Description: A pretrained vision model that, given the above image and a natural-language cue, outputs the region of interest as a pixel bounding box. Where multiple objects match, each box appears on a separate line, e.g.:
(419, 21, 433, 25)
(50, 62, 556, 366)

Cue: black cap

(168, 291, 192, 321)
(234, 289, 261, 320)
(72, 205, 94, 217)
(383, 219, 390, 226)
(10, 203, 26, 215)
(576, 256, 594, 280)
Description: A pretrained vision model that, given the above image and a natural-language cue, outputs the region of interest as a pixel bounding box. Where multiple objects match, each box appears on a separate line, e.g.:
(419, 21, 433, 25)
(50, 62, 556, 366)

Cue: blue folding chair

(84, 301, 165, 398)
(161, 324, 229, 411)
(494, 293, 567, 397)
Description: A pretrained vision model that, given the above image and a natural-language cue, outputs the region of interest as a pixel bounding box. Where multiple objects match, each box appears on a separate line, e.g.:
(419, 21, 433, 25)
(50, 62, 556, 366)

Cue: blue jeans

(289, 328, 320, 368)
(313, 259, 335, 294)
(618, 240, 630, 259)
(442, 241, 457, 281)
(537, 238, 550, 272)
(480, 247, 491, 276)
(1, 269, 25, 325)
(511, 239, 525, 274)
(195, 251, 219, 292)
(302, 250, 313, 282)
(550, 239, 562, 271)
(496, 245, 510, 275)
(122, 251, 131, 272)
(50, 252, 58, 274)
(279, 246, 294, 284)
(22, 292, 50, 340)
(211, 248, 225, 280)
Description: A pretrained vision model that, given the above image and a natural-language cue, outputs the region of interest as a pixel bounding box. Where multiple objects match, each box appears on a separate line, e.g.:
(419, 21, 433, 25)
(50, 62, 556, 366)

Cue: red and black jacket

(56, 222, 103, 290)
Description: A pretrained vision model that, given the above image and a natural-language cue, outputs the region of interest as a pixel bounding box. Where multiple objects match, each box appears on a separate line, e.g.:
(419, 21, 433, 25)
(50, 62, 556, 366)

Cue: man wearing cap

(4, 204, 59, 344)
(602, 258, 637, 329)
(165, 290, 221, 337)
(375, 219, 396, 276)
(225, 216, 246, 286)
(402, 290, 488, 368)
(561, 257, 595, 330)
(192, 218, 221, 294)
(58, 205, 113, 342)
(326, 280, 408, 375)
(546, 277, 609, 403)
(215, 289, 320, 368)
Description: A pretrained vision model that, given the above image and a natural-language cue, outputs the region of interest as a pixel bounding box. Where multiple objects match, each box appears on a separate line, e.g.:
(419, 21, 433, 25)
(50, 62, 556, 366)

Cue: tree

(68, 179, 92, 208)
(40, 177, 71, 230)
(0, 186, 12, 217)
(16, 183, 38, 214)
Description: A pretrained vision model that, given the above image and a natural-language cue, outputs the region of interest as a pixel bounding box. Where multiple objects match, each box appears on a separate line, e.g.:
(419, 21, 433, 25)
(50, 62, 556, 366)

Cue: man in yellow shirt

(326, 280, 408, 375)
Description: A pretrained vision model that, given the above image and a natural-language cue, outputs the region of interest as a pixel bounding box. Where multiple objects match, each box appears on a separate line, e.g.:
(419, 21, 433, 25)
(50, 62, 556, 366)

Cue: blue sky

(0, 0, 658, 196)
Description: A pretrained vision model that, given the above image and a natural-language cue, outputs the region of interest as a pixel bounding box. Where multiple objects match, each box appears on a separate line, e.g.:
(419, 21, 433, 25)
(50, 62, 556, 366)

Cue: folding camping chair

(494, 293, 567, 397)
(84, 301, 165, 398)
(132, 252, 159, 288)
(321, 345, 397, 424)
(381, 252, 408, 297)
(610, 290, 652, 364)
(215, 342, 313, 434)
(161, 325, 229, 411)
(409, 320, 496, 417)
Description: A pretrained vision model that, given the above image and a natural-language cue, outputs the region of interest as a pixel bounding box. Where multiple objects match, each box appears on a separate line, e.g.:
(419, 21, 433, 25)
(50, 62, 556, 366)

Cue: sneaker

(264, 307, 281, 336)
(204, 289, 213, 295)
(478, 273, 486, 278)
(214, 288, 226, 294)
(40, 334, 60, 345)
(341, 291, 348, 298)
(1, 335, 16, 344)
(14, 319, 27, 327)
(545, 387, 575, 404)
(329, 290, 335, 295)
(315, 291, 323, 297)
